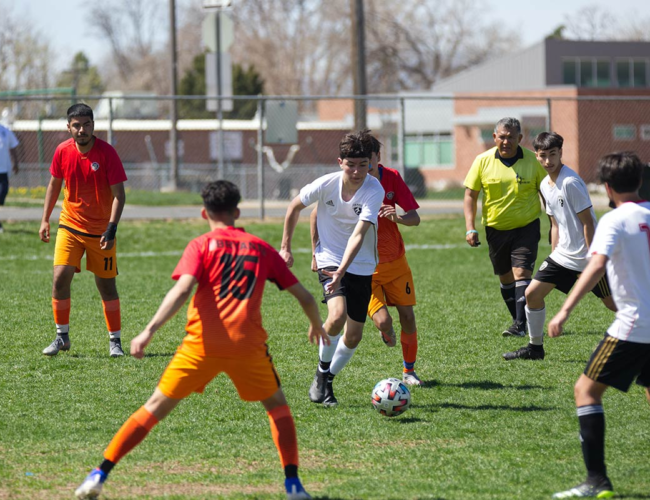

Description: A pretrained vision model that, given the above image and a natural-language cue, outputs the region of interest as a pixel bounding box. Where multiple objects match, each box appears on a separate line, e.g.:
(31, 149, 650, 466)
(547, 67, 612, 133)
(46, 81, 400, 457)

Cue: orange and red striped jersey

(50, 137, 127, 235)
(172, 226, 299, 357)
(376, 165, 419, 263)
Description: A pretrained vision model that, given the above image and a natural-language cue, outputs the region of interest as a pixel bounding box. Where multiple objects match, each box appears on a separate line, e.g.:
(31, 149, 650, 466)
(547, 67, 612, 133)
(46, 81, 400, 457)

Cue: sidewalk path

(0, 195, 610, 222)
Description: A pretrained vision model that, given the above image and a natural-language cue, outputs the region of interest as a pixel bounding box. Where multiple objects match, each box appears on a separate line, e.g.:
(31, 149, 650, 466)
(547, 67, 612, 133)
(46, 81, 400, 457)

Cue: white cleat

(75, 469, 106, 499)
(402, 370, 423, 386)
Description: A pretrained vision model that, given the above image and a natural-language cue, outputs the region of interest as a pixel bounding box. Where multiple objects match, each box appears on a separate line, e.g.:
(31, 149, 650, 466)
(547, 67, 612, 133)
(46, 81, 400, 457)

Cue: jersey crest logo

(325, 200, 334, 207)
(558, 197, 564, 207)
(91, 162, 100, 172)
(353, 203, 362, 215)
(386, 191, 395, 200)
(539, 261, 548, 271)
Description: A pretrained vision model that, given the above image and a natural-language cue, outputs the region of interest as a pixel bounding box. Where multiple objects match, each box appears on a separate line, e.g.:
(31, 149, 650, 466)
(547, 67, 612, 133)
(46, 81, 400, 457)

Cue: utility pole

(350, 0, 367, 131)
(169, 0, 179, 191)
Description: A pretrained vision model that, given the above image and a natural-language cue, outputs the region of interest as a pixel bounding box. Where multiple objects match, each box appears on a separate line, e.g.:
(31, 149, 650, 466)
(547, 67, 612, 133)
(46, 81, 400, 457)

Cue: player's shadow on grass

(435, 402, 555, 412)
(439, 380, 546, 390)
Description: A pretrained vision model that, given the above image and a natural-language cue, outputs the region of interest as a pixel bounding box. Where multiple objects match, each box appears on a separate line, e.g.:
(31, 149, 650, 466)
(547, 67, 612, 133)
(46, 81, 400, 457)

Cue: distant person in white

(503, 132, 616, 362)
(280, 130, 384, 407)
(0, 122, 20, 233)
(548, 151, 650, 499)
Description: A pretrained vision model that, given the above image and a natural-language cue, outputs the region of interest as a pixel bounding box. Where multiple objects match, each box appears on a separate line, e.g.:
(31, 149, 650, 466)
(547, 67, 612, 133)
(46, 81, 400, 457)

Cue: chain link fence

(2, 94, 650, 204)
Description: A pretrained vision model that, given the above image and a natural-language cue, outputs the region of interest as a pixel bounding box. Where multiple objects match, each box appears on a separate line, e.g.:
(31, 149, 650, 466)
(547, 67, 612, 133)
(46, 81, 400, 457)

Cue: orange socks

(104, 407, 159, 464)
(267, 405, 299, 469)
(401, 330, 418, 372)
(52, 298, 71, 334)
(102, 299, 121, 336)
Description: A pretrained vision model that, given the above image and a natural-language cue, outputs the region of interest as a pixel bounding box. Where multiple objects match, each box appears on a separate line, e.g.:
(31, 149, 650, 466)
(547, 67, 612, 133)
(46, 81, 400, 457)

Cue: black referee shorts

(485, 218, 540, 276)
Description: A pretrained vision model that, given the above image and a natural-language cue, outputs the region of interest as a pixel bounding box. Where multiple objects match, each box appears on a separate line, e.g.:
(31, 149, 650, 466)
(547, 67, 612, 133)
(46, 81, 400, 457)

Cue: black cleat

(309, 370, 328, 403)
(503, 344, 545, 361)
(322, 379, 338, 407)
(502, 321, 526, 337)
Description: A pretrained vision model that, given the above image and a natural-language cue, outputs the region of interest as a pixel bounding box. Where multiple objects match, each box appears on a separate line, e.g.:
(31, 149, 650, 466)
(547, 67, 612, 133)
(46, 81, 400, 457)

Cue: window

(480, 128, 493, 143)
(563, 60, 577, 85)
(613, 125, 635, 141)
(596, 61, 610, 87)
(616, 59, 648, 88)
(641, 125, 650, 141)
(563, 58, 611, 87)
(405, 134, 454, 169)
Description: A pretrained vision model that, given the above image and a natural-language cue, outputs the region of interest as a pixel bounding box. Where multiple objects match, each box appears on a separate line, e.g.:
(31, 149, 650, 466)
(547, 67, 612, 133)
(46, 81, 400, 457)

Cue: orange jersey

(172, 227, 299, 358)
(50, 137, 127, 235)
(376, 165, 420, 263)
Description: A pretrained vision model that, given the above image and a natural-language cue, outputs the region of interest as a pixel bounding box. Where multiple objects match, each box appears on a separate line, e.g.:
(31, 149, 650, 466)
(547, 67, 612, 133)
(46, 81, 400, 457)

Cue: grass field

(1, 216, 649, 500)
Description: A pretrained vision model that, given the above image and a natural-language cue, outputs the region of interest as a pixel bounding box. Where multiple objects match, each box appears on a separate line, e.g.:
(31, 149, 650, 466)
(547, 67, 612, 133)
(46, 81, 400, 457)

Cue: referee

(463, 117, 547, 337)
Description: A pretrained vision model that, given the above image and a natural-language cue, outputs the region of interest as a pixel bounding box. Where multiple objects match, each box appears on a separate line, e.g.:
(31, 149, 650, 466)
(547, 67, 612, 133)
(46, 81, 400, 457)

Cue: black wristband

(103, 223, 118, 241)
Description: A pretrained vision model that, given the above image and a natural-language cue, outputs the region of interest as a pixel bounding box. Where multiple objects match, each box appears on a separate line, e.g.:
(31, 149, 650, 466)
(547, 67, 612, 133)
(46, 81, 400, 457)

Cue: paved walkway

(0, 195, 610, 222)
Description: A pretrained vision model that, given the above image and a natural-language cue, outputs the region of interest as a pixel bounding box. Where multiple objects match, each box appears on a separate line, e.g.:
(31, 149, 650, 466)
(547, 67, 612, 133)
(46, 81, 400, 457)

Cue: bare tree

(564, 5, 616, 41)
(0, 1, 53, 92)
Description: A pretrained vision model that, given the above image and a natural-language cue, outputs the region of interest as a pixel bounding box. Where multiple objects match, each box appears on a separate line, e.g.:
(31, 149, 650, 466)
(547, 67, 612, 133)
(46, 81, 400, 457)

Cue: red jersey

(50, 137, 127, 235)
(376, 165, 420, 263)
(172, 227, 299, 357)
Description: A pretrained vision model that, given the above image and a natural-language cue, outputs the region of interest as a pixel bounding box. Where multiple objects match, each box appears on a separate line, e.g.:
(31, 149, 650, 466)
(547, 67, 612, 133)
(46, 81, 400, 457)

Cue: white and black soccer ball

(371, 377, 411, 417)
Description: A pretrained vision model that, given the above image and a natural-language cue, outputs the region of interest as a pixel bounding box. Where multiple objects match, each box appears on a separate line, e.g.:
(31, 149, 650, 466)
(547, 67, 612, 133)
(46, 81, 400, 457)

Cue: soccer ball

(371, 378, 411, 417)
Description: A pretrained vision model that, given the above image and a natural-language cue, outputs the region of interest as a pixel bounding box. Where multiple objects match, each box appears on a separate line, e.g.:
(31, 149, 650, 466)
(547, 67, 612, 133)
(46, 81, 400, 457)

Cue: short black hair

(494, 117, 521, 135)
(533, 132, 564, 151)
(201, 180, 241, 214)
(360, 129, 382, 154)
(339, 130, 374, 160)
(67, 103, 94, 122)
(597, 151, 644, 194)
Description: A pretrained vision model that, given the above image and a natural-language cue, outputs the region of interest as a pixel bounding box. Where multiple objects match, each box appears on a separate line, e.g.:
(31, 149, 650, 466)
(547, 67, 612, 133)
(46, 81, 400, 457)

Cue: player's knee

(398, 309, 416, 329)
(328, 313, 347, 333)
(374, 315, 392, 333)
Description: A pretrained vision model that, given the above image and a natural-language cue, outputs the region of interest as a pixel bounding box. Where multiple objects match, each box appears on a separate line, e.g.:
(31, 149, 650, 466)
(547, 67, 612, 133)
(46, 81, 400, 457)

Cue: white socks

(525, 305, 545, 346)
(330, 341, 357, 375)
(318, 332, 341, 371)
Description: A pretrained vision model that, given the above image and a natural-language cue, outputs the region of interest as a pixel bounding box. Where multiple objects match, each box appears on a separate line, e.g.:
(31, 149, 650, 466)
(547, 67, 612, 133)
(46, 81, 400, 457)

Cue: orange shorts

(53, 227, 118, 278)
(157, 347, 281, 402)
(368, 253, 416, 318)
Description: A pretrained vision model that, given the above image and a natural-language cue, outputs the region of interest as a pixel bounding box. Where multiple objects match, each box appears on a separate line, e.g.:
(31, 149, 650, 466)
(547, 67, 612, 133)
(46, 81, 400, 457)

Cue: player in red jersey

(75, 181, 327, 500)
(310, 131, 423, 385)
(39, 103, 127, 357)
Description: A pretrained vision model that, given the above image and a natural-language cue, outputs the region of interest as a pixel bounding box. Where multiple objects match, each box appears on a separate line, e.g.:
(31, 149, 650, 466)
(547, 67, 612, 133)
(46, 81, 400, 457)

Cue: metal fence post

(108, 98, 114, 146)
(257, 97, 265, 220)
(546, 98, 552, 131)
(398, 97, 406, 176)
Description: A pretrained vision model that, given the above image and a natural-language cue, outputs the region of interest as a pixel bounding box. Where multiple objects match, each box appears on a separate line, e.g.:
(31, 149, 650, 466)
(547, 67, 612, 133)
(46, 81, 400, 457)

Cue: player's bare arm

(100, 182, 126, 250)
(286, 282, 329, 346)
(131, 274, 198, 358)
(280, 195, 307, 267)
(576, 207, 596, 248)
(548, 254, 608, 338)
(310, 207, 319, 272)
(463, 187, 480, 247)
(322, 220, 373, 294)
(379, 205, 420, 226)
(39, 175, 63, 243)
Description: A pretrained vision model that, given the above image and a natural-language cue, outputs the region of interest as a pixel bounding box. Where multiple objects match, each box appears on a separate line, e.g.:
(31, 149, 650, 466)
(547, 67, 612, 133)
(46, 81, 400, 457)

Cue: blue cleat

(75, 468, 107, 499)
(285, 476, 312, 500)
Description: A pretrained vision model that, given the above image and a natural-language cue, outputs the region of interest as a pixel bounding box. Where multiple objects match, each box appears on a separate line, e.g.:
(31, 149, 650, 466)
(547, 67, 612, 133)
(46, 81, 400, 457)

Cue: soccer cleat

(322, 379, 338, 407)
(285, 476, 312, 499)
(75, 468, 107, 499)
(309, 370, 327, 403)
(403, 370, 423, 386)
(42, 336, 71, 356)
(109, 338, 124, 357)
(552, 480, 614, 498)
(503, 344, 545, 361)
(380, 329, 397, 347)
(502, 321, 526, 337)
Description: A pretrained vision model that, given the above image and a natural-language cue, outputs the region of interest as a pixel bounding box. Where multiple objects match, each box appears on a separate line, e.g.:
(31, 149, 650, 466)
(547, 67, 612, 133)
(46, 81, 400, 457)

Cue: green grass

(1, 216, 649, 500)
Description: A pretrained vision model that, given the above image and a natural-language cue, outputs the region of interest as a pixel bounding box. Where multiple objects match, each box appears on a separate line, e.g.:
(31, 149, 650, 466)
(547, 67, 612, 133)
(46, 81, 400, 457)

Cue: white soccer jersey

(590, 201, 650, 343)
(541, 166, 596, 271)
(300, 171, 384, 276)
(0, 125, 19, 175)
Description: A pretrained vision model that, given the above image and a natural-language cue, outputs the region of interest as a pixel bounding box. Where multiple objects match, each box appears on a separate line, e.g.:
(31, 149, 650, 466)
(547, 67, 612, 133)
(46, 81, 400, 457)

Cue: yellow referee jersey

(464, 146, 547, 231)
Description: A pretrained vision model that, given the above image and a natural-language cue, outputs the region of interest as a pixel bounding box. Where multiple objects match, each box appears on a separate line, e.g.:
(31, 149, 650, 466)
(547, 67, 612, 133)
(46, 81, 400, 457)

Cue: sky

(13, 0, 650, 75)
